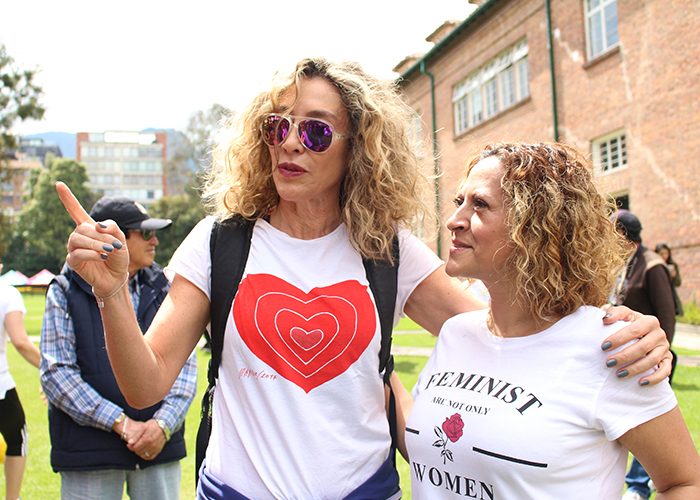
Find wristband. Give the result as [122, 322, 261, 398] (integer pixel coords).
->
[92, 274, 130, 308]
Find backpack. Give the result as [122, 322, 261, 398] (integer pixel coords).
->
[195, 216, 400, 483]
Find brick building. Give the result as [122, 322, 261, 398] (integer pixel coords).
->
[0, 153, 42, 217]
[397, 0, 700, 302]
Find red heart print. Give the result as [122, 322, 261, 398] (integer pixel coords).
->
[233, 273, 376, 393]
[290, 326, 325, 351]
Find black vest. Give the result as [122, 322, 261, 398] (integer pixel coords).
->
[48, 265, 187, 471]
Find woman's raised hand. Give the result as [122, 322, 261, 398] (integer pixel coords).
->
[55, 182, 129, 296]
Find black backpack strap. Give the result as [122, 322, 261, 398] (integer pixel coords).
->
[362, 234, 400, 463]
[195, 215, 254, 483]
[363, 235, 400, 383]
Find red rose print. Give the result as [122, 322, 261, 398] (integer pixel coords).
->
[233, 273, 376, 393]
[433, 413, 464, 464]
[442, 413, 464, 443]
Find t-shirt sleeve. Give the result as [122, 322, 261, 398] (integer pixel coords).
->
[164, 216, 215, 300]
[594, 368, 678, 441]
[396, 229, 443, 324]
[3, 285, 26, 316]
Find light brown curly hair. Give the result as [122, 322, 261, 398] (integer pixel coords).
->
[464, 143, 627, 321]
[201, 57, 432, 263]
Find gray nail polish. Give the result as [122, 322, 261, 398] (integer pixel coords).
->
[112, 240, 123, 249]
[100, 253, 108, 260]
[102, 244, 114, 253]
[616, 369, 629, 378]
[640, 380, 650, 386]
[601, 341, 613, 351]
[606, 359, 617, 367]
[98, 222, 107, 228]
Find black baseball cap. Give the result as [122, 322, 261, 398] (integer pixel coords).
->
[614, 209, 642, 243]
[89, 196, 172, 233]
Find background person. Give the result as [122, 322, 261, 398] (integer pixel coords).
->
[654, 243, 681, 288]
[404, 143, 700, 499]
[55, 59, 671, 499]
[40, 197, 197, 500]
[0, 261, 41, 500]
[614, 211, 680, 500]
[655, 242, 683, 317]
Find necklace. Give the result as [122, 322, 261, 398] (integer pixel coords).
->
[486, 308, 501, 337]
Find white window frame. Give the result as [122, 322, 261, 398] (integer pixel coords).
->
[452, 39, 529, 135]
[584, 0, 619, 60]
[592, 130, 627, 175]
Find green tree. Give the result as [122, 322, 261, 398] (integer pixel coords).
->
[0, 43, 45, 158]
[0, 213, 12, 259]
[186, 103, 231, 169]
[0, 44, 45, 262]
[149, 193, 205, 266]
[5, 156, 95, 275]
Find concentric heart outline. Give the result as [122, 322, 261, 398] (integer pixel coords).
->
[233, 274, 376, 393]
[256, 292, 355, 376]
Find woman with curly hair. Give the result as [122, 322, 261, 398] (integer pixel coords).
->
[56, 60, 670, 499]
[405, 143, 700, 499]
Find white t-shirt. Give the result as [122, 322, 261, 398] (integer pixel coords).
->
[406, 306, 677, 499]
[166, 217, 442, 498]
[1, 283, 27, 398]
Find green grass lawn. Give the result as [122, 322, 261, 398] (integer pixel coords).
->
[3, 294, 698, 498]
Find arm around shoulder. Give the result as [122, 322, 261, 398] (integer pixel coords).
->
[404, 265, 485, 335]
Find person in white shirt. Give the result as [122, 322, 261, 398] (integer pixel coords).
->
[404, 143, 700, 499]
[0, 262, 41, 500]
[53, 59, 672, 499]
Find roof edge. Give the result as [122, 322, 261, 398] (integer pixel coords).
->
[398, 0, 504, 82]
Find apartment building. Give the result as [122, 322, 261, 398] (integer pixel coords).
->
[397, 0, 700, 301]
[76, 130, 167, 205]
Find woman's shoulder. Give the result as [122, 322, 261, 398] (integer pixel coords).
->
[554, 305, 628, 347]
[0, 283, 24, 310]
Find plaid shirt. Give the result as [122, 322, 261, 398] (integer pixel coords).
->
[40, 274, 197, 434]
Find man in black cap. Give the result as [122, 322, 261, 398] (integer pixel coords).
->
[614, 209, 677, 500]
[40, 196, 197, 499]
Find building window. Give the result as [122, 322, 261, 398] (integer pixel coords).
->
[500, 67, 516, 109]
[585, 0, 619, 60]
[592, 131, 627, 174]
[452, 39, 529, 135]
[484, 78, 498, 118]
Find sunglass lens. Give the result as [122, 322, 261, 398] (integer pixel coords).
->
[299, 119, 333, 153]
[262, 115, 287, 146]
[274, 117, 290, 145]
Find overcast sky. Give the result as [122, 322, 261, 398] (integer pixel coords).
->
[1, 1, 475, 135]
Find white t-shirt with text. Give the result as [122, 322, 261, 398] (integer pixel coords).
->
[166, 217, 442, 498]
[406, 306, 677, 499]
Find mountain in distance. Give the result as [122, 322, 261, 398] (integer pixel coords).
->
[24, 132, 76, 159]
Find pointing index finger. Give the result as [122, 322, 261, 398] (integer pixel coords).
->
[55, 181, 94, 225]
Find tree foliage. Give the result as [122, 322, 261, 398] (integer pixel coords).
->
[0, 43, 45, 158]
[4, 156, 95, 274]
[162, 104, 230, 196]
[186, 103, 231, 170]
[149, 192, 205, 266]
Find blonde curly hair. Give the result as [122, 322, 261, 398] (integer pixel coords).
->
[202, 57, 432, 263]
[464, 143, 627, 321]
